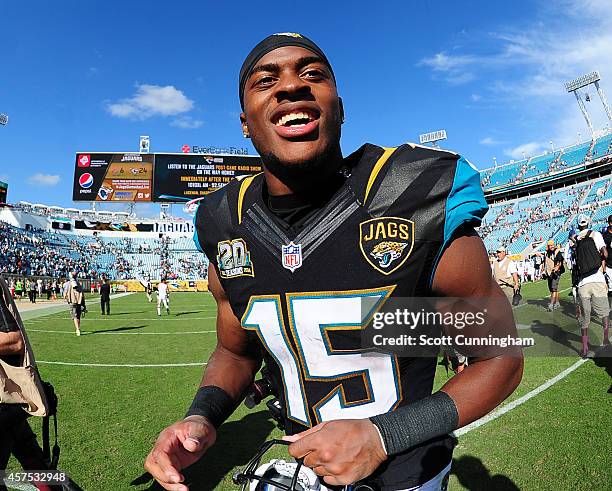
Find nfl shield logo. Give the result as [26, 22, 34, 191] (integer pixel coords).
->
[282, 242, 303, 273]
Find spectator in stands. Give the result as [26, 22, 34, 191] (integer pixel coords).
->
[100, 277, 111, 315]
[543, 240, 564, 311]
[574, 215, 610, 358]
[492, 246, 520, 302]
[63, 272, 84, 336]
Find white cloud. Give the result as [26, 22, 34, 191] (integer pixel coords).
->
[420, 0, 612, 147]
[28, 173, 60, 186]
[170, 116, 204, 129]
[419, 52, 478, 72]
[418, 52, 481, 85]
[107, 84, 194, 120]
[480, 136, 505, 145]
[504, 141, 548, 160]
[471, 94, 481, 102]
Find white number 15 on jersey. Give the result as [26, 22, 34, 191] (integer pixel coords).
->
[242, 287, 402, 426]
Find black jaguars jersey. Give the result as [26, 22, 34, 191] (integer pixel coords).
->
[194, 143, 488, 490]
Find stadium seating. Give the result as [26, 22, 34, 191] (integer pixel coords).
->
[0, 222, 209, 281]
[558, 141, 590, 168]
[480, 132, 612, 190]
[590, 132, 612, 159]
[486, 162, 523, 188]
[481, 176, 612, 255]
[520, 152, 558, 181]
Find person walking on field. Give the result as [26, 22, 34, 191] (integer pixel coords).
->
[63, 273, 84, 336]
[144, 276, 153, 303]
[544, 239, 564, 311]
[574, 215, 610, 358]
[492, 246, 520, 302]
[156, 278, 170, 317]
[100, 277, 111, 316]
[14, 279, 23, 301]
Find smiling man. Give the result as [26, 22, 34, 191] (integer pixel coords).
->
[145, 33, 523, 491]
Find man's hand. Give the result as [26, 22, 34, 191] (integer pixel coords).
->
[284, 419, 386, 486]
[0, 331, 24, 357]
[144, 415, 216, 491]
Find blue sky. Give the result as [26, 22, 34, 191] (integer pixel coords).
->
[1, 0, 611, 215]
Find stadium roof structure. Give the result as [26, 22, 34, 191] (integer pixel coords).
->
[12, 200, 190, 226]
[480, 130, 612, 200]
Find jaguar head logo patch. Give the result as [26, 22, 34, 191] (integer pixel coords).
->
[359, 217, 414, 275]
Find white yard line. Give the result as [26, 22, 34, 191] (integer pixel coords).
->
[27, 316, 216, 321]
[17, 292, 135, 320]
[1, 482, 38, 491]
[28, 329, 215, 334]
[37, 360, 208, 367]
[454, 358, 588, 437]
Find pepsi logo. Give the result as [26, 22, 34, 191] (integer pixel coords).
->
[78, 154, 91, 167]
[79, 173, 94, 189]
[181, 144, 191, 153]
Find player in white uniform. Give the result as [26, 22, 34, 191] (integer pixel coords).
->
[144, 276, 153, 303]
[156, 279, 170, 316]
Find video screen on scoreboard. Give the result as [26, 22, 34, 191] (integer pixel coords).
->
[153, 154, 262, 202]
[0, 181, 7, 204]
[72, 153, 154, 202]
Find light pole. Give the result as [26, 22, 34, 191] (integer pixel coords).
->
[564, 71, 612, 138]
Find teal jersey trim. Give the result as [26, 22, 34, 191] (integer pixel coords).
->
[429, 156, 488, 286]
[192, 204, 204, 253]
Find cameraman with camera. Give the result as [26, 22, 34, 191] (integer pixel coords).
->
[492, 246, 520, 303]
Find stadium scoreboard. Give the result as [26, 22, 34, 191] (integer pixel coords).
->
[0, 181, 7, 204]
[154, 154, 261, 202]
[72, 152, 262, 203]
[73, 153, 153, 202]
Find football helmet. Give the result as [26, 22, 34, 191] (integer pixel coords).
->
[232, 439, 329, 491]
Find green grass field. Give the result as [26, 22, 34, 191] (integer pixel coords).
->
[8, 276, 612, 490]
